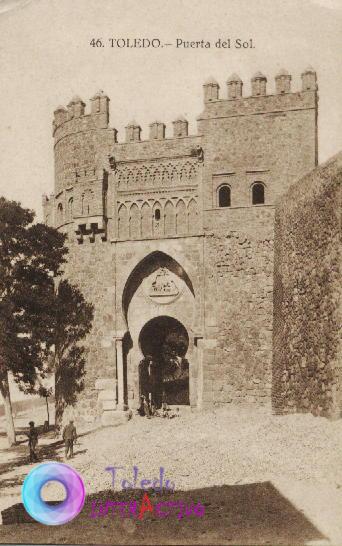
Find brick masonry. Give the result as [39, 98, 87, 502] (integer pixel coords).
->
[43, 69, 320, 424]
[273, 152, 342, 418]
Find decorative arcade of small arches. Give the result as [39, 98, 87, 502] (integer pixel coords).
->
[117, 160, 198, 190]
[117, 198, 199, 239]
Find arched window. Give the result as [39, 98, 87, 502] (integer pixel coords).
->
[164, 201, 175, 236]
[141, 202, 152, 238]
[118, 204, 129, 239]
[129, 203, 141, 239]
[67, 197, 73, 220]
[252, 182, 265, 205]
[218, 185, 231, 207]
[153, 203, 162, 237]
[81, 193, 91, 215]
[176, 200, 187, 235]
[57, 203, 63, 224]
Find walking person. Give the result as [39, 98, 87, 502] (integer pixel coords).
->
[63, 419, 77, 459]
[27, 421, 38, 463]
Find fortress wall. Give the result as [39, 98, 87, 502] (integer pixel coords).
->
[45, 69, 322, 420]
[114, 135, 201, 162]
[202, 207, 275, 407]
[60, 235, 205, 421]
[61, 239, 117, 422]
[195, 73, 318, 408]
[54, 121, 115, 194]
[199, 91, 317, 211]
[273, 152, 342, 418]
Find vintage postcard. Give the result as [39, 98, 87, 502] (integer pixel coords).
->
[0, 0, 341, 544]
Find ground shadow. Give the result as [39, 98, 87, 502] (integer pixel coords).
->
[0, 423, 95, 482]
[0, 437, 65, 489]
[0, 435, 65, 486]
[0, 444, 88, 490]
[0, 482, 327, 545]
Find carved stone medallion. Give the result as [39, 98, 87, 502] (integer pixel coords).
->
[144, 267, 182, 305]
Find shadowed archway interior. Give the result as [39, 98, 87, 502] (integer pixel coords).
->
[138, 316, 190, 407]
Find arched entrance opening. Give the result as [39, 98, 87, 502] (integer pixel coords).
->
[122, 251, 195, 325]
[117, 250, 201, 409]
[138, 316, 190, 407]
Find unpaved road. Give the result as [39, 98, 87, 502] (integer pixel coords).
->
[0, 406, 341, 544]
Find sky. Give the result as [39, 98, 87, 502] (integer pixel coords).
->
[0, 0, 341, 220]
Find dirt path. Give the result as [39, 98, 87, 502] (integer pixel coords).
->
[0, 406, 341, 544]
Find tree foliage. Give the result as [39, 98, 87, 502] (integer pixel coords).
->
[0, 197, 93, 443]
[0, 198, 67, 391]
[37, 384, 53, 427]
[54, 280, 94, 429]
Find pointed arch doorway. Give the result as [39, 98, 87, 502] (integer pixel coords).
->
[138, 316, 190, 407]
[117, 249, 202, 410]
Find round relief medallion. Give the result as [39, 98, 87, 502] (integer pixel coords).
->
[143, 267, 184, 305]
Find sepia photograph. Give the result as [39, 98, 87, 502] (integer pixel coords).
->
[0, 0, 341, 544]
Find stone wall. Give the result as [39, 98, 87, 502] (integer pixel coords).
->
[54, 116, 115, 194]
[273, 152, 342, 417]
[44, 69, 321, 422]
[59, 234, 205, 422]
[61, 238, 117, 423]
[199, 89, 317, 211]
[114, 237, 204, 409]
[203, 207, 275, 407]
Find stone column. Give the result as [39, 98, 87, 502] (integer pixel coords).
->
[195, 336, 204, 409]
[116, 336, 125, 410]
[200, 338, 217, 409]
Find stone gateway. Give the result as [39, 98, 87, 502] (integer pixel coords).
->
[43, 68, 320, 425]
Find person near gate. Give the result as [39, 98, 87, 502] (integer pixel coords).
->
[62, 419, 77, 459]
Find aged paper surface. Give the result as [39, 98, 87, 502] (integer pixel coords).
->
[0, 0, 341, 545]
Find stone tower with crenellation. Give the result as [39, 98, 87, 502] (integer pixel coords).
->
[43, 68, 318, 425]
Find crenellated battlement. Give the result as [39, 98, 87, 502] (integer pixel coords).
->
[53, 69, 317, 148]
[53, 90, 112, 137]
[53, 90, 193, 145]
[198, 68, 318, 133]
[202, 67, 317, 103]
[48, 66, 318, 247]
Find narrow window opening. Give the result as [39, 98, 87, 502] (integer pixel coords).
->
[57, 203, 63, 222]
[155, 208, 161, 221]
[252, 182, 265, 205]
[68, 197, 73, 220]
[218, 185, 231, 208]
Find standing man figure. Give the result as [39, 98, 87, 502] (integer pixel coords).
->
[63, 419, 77, 459]
[27, 421, 38, 462]
[143, 396, 151, 419]
[138, 395, 146, 416]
